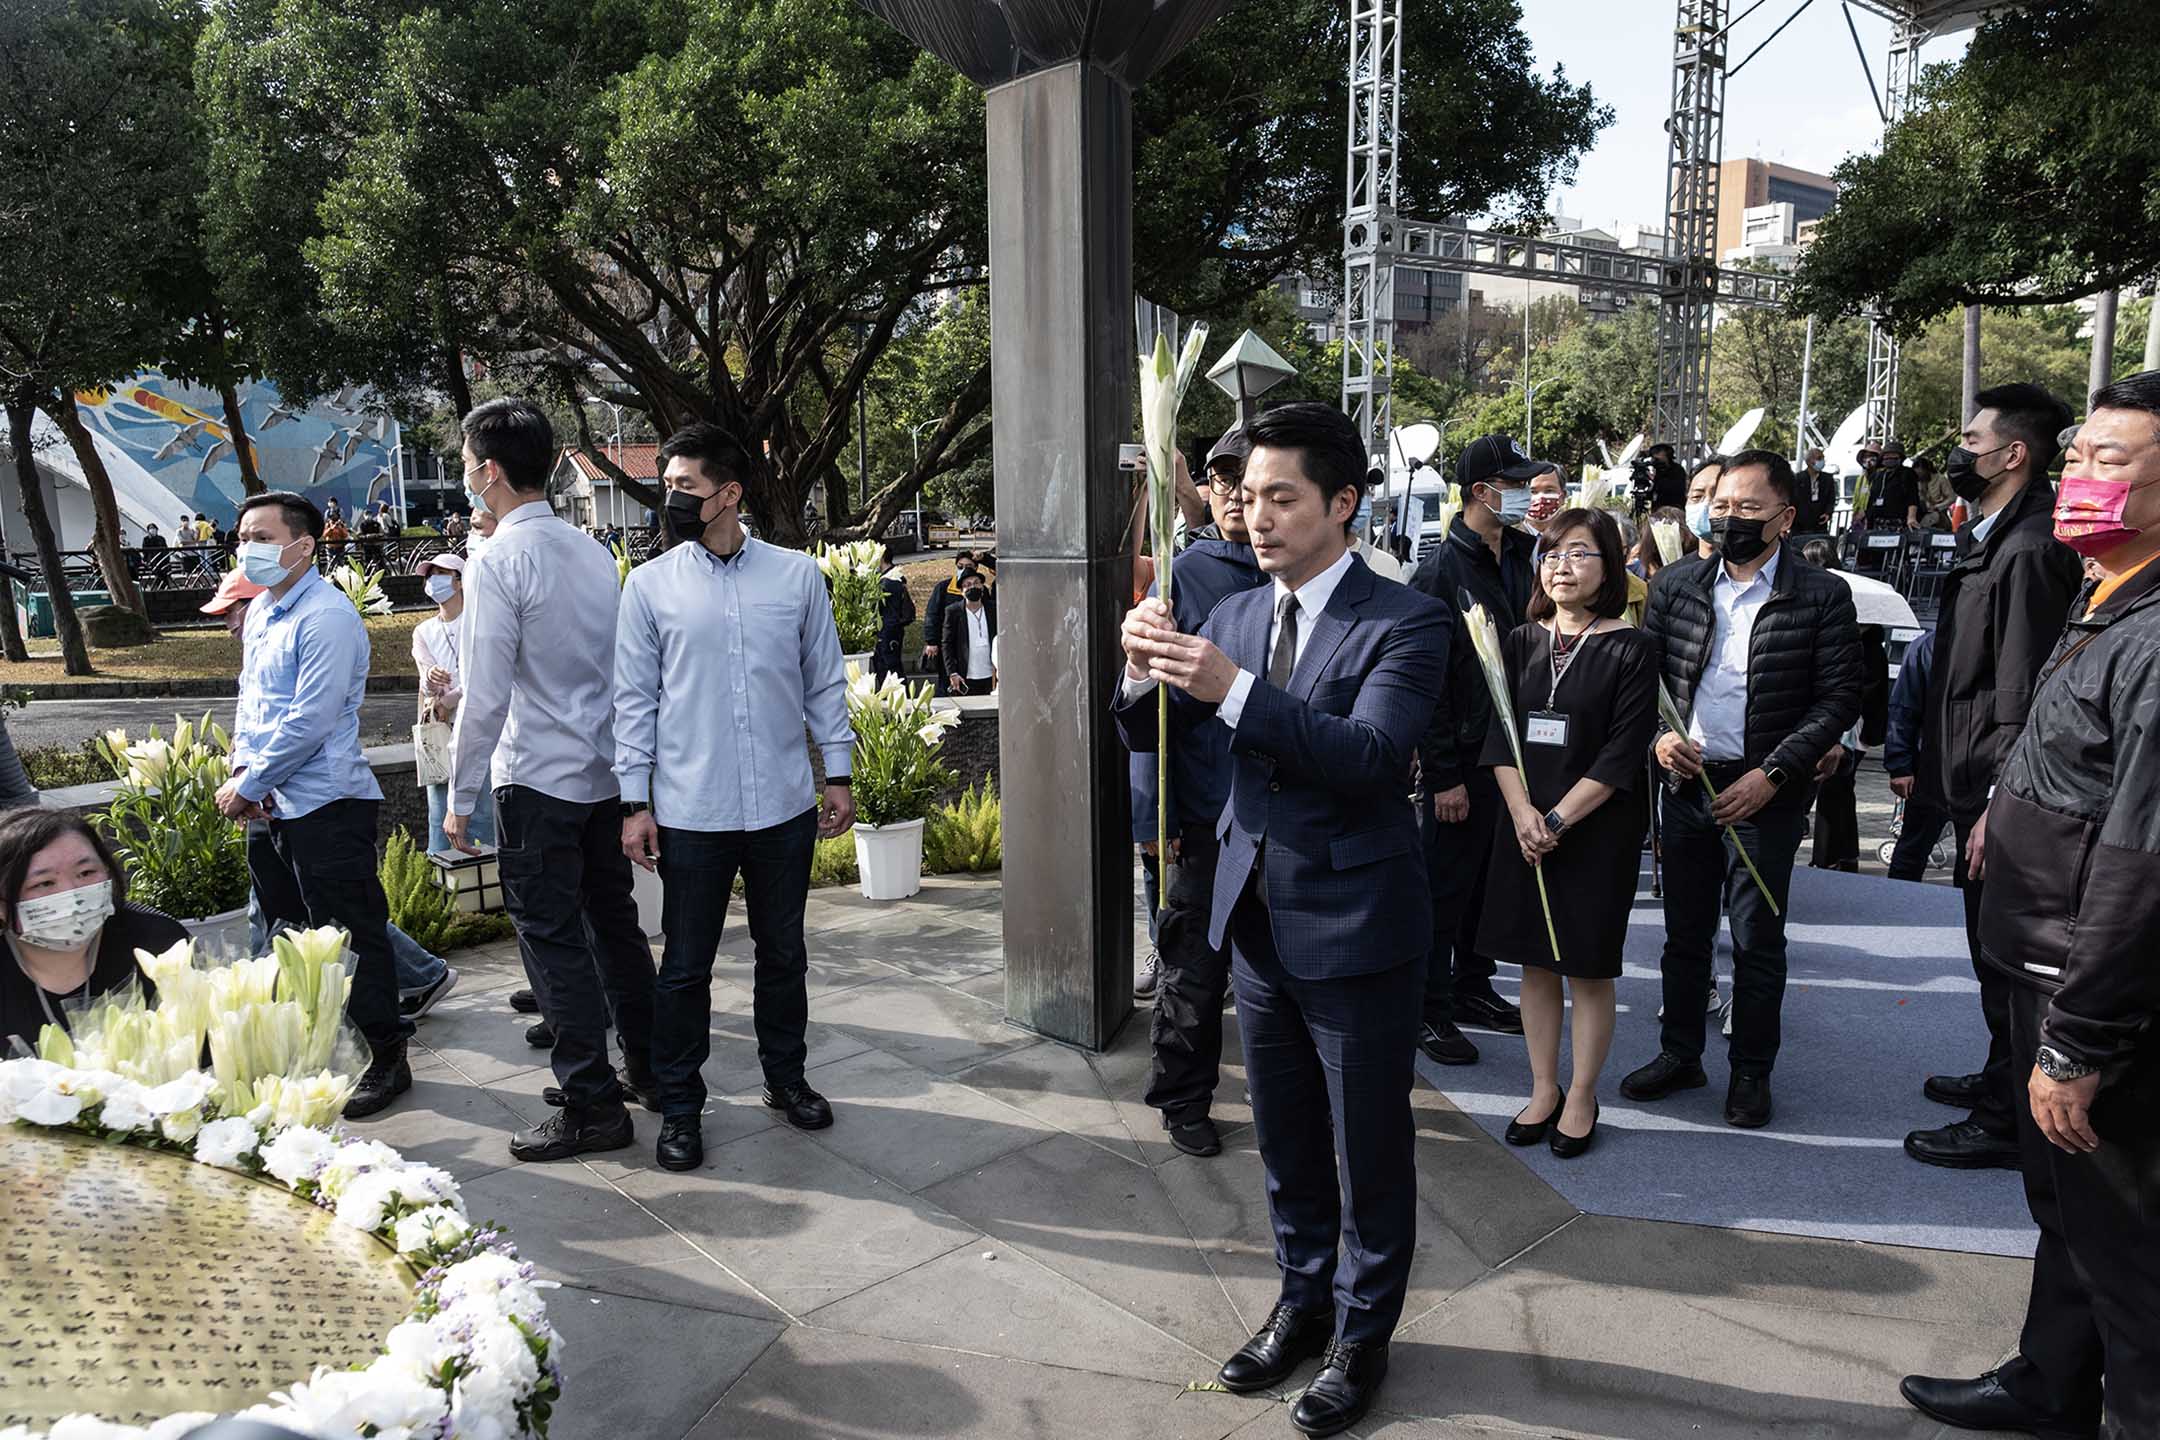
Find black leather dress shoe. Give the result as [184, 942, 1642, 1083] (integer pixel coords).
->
[763, 1081, 833, 1130]
[1549, 1100, 1599, 1159]
[1923, 1070, 1987, 1108]
[1904, 1118, 2020, 1170]
[509, 987, 540, 1014]
[1725, 1071, 1773, 1128]
[510, 1103, 635, 1163]
[1504, 1098, 1560, 1147]
[1455, 988, 1524, 1035]
[1217, 1302, 1331, 1393]
[1620, 1051, 1707, 1102]
[1165, 1115, 1221, 1157]
[656, 1115, 703, 1172]
[525, 1020, 556, 1048]
[1418, 1021, 1479, 1066]
[1291, 1339, 1390, 1436]
[1899, 1370, 2098, 1438]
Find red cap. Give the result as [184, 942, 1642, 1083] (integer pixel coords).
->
[200, 570, 266, 615]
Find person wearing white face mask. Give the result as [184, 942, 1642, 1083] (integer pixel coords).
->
[0, 810, 188, 1053]
[411, 553, 495, 856]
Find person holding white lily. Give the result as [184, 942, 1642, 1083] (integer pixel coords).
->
[615, 421, 855, 1173]
[1477, 508, 1658, 1160]
[0, 807, 189, 1052]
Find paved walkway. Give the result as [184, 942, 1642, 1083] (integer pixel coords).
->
[387, 875, 2031, 1440]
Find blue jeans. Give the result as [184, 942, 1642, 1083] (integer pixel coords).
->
[245, 823, 447, 996]
[427, 783, 497, 855]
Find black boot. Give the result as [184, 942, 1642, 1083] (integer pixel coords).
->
[509, 1103, 635, 1163]
[345, 1041, 412, 1119]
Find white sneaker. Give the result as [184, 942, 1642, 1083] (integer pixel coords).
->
[1134, 948, 1161, 1001]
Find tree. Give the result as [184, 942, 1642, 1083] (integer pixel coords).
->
[1708, 305, 1869, 458]
[1896, 305, 2094, 459]
[199, 0, 1607, 547]
[1792, 0, 2160, 337]
[0, 0, 197, 669]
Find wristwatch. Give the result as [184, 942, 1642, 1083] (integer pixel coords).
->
[826, 775, 852, 789]
[620, 801, 650, 818]
[1763, 763, 1792, 790]
[1542, 808, 1569, 838]
[2035, 1044, 2097, 1082]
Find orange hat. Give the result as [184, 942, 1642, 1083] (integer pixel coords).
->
[200, 570, 266, 615]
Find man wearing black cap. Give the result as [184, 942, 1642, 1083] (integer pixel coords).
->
[1407, 435, 1540, 1064]
[1864, 440, 1922, 530]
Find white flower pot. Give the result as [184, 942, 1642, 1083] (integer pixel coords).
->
[843, 651, 873, 673]
[181, 905, 253, 961]
[853, 818, 925, 901]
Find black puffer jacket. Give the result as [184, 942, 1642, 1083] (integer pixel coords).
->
[1642, 547, 1862, 780]
[1981, 558, 2160, 1071]
[1410, 516, 1536, 791]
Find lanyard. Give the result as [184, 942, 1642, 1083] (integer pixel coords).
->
[8, 932, 94, 1033]
[1547, 621, 1598, 702]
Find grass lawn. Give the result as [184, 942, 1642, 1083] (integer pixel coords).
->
[8, 612, 428, 686]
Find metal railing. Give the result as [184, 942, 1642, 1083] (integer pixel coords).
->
[9, 536, 466, 592]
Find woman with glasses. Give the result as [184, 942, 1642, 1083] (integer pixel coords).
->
[1476, 507, 1658, 1157]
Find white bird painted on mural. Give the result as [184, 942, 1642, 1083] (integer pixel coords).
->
[198, 439, 234, 475]
[309, 433, 342, 485]
[329, 385, 362, 412]
[152, 420, 207, 461]
[260, 402, 300, 430]
[336, 427, 362, 463]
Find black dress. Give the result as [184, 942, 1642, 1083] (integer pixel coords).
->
[1475, 622, 1658, 979]
[0, 902, 187, 1054]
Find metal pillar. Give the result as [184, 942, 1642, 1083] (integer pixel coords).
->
[983, 62, 1138, 1050]
[1341, 0, 1401, 467]
[2090, 287, 2119, 398]
[1961, 305, 1982, 424]
[1651, 0, 1727, 454]
[1793, 313, 1815, 463]
[1862, 18, 1929, 445]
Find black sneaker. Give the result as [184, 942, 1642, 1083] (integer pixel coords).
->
[509, 987, 540, 1014]
[1417, 1021, 1479, 1066]
[399, 966, 460, 1020]
[763, 1081, 834, 1130]
[1455, 988, 1524, 1035]
[509, 1103, 635, 1163]
[345, 1042, 412, 1119]
[526, 1020, 556, 1048]
[1165, 1115, 1221, 1157]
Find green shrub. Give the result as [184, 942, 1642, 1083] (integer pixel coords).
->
[809, 833, 859, 889]
[381, 830, 460, 954]
[924, 781, 1001, 873]
[446, 911, 518, 949]
[20, 740, 111, 790]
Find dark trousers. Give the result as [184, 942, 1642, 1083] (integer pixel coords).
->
[248, 799, 408, 1053]
[1809, 766, 1859, 871]
[652, 808, 818, 1117]
[495, 785, 656, 1110]
[1146, 827, 1228, 1125]
[1418, 767, 1501, 1027]
[1657, 775, 1807, 1075]
[1886, 792, 1952, 881]
[1951, 817, 2019, 1139]
[1997, 986, 2160, 1439]
[872, 631, 905, 685]
[1232, 884, 1425, 1344]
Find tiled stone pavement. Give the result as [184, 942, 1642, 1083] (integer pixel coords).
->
[391, 874, 2028, 1440]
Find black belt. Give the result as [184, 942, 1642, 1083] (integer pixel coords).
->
[1702, 759, 1756, 785]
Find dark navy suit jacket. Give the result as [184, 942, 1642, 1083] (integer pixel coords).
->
[1115, 554, 1450, 980]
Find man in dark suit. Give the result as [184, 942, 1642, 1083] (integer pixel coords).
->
[1116, 402, 1449, 1436]
[872, 560, 915, 685]
[939, 565, 998, 695]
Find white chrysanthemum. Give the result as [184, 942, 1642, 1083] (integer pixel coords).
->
[334, 1169, 405, 1233]
[96, 1078, 154, 1133]
[392, 1205, 471, 1256]
[468, 1314, 542, 1390]
[448, 1363, 522, 1440]
[258, 1124, 337, 1188]
[438, 1253, 548, 1325]
[319, 1138, 404, 1196]
[380, 1315, 465, 1383]
[194, 1115, 259, 1170]
[158, 1107, 203, 1143]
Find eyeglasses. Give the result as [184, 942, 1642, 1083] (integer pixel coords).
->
[1708, 500, 1789, 519]
[1538, 546, 1600, 569]
[1206, 464, 1244, 495]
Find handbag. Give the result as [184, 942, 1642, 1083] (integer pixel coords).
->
[412, 699, 454, 788]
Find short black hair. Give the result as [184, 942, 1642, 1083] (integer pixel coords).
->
[1242, 401, 1367, 522]
[1689, 453, 1729, 484]
[237, 490, 324, 541]
[1720, 448, 1795, 504]
[2090, 368, 2160, 442]
[1975, 382, 2075, 472]
[0, 810, 128, 913]
[461, 396, 556, 493]
[1801, 537, 1839, 569]
[955, 549, 976, 564]
[1648, 443, 1676, 460]
[1527, 508, 1630, 621]
[977, 554, 996, 571]
[658, 421, 753, 492]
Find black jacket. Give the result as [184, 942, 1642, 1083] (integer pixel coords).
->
[1864, 464, 1920, 527]
[1980, 558, 2160, 1070]
[940, 599, 997, 689]
[1921, 480, 2082, 822]
[1146, 536, 1268, 831]
[876, 573, 915, 643]
[1792, 466, 1838, 535]
[1641, 547, 1862, 781]
[1409, 516, 1537, 791]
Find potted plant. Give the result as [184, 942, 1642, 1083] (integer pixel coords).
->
[843, 664, 960, 900]
[96, 716, 253, 954]
[816, 539, 886, 670]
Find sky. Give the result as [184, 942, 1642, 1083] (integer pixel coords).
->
[1501, 1, 1974, 231]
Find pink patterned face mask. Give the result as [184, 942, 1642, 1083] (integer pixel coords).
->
[2054, 473, 2160, 557]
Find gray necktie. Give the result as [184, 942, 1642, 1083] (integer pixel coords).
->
[1268, 591, 1300, 689]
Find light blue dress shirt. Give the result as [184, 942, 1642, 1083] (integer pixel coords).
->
[232, 566, 382, 818]
[1687, 548, 1781, 762]
[614, 536, 855, 833]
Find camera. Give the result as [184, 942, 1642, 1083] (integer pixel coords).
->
[1627, 455, 1657, 515]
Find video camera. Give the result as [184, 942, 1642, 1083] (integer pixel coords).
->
[1626, 454, 1658, 516]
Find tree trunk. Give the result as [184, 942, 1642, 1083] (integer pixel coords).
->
[218, 378, 266, 495]
[4, 397, 92, 675]
[51, 392, 146, 618]
[2090, 288, 2119, 398]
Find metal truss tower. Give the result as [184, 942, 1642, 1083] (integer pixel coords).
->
[1652, 0, 1728, 452]
[1861, 18, 1931, 447]
[1342, 0, 1402, 468]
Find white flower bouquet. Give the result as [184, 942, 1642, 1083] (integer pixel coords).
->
[1137, 323, 1209, 873]
[94, 717, 251, 922]
[815, 539, 888, 653]
[328, 561, 393, 616]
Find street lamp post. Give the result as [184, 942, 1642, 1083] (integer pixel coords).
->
[907, 418, 940, 550]
[580, 398, 625, 530]
[1504, 375, 1559, 460]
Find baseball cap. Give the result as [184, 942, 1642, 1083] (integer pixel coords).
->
[200, 570, 265, 615]
[1205, 427, 1251, 470]
[1455, 434, 1543, 490]
[416, 552, 466, 577]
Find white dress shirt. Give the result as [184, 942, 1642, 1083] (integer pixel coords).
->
[964, 606, 994, 680]
[449, 501, 624, 812]
[1687, 547, 1781, 762]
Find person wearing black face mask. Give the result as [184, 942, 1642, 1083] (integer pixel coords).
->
[940, 567, 998, 695]
[1902, 382, 2082, 1174]
[1624, 450, 1861, 1129]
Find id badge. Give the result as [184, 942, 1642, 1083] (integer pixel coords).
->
[1526, 711, 1569, 747]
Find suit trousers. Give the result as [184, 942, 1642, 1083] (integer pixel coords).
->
[1145, 827, 1229, 1125]
[1952, 817, 2018, 1140]
[494, 785, 657, 1110]
[1657, 777, 1806, 1075]
[248, 799, 409, 1054]
[1996, 986, 2160, 1439]
[1232, 883, 1426, 1344]
[1419, 768, 1501, 1027]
